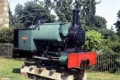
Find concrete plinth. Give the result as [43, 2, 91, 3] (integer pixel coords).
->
[20, 65, 87, 80]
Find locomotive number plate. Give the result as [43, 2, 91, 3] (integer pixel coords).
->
[21, 36, 28, 40]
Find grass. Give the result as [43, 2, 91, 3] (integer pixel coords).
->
[87, 71, 120, 80]
[0, 57, 27, 80]
[0, 57, 120, 80]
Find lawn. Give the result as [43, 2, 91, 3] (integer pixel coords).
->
[87, 71, 120, 80]
[0, 58, 27, 80]
[0, 57, 120, 80]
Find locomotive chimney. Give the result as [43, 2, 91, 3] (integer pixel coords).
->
[72, 5, 79, 26]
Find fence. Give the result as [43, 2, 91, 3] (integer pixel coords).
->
[86, 53, 120, 72]
[95, 53, 120, 72]
[0, 43, 120, 72]
[0, 43, 13, 57]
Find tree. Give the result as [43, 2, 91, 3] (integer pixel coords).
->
[81, 0, 96, 26]
[15, 3, 23, 18]
[94, 16, 107, 28]
[51, 0, 107, 30]
[14, 1, 56, 28]
[14, 4, 23, 23]
[8, 4, 14, 26]
[44, 0, 52, 10]
[115, 20, 120, 36]
[53, 0, 73, 22]
[115, 10, 120, 36]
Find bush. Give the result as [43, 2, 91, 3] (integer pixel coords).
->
[0, 27, 13, 43]
[92, 38, 120, 73]
[83, 30, 103, 51]
[109, 41, 120, 53]
[14, 23, 24, 29]
[108, 34, 119, 41]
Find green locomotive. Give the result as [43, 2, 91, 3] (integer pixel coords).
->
[13, 6, 96, 69]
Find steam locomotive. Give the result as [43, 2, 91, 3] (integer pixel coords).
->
[13, 6, 96, 69]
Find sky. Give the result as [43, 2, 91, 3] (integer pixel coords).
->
[8, 0, 120, 30]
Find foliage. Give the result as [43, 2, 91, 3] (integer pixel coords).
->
[83, 30, 103, 51]
[14, 3, 23, 24]
[108, 34, 119, 41]
[15, 3, 23, 17]
[0, 27, 13, 43]
[80, 0, 97, 27]
[115, 20, 120, 36]
[14, 1, 56, 28]
[115, 10, 120, 36]
[9, 4, 14, 26]
[13, 23, 24, 29]
[94, 16, 107, 28]
[109, 41, 120, 53]
[53, 0, 72, 22]
[98, 28, 114, 39]
[93, 37, 120, 73]
[12, 0, 107, 30]
[49, 0, 107, 30]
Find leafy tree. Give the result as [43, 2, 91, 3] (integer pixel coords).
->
[115, 20, 120, 36]
[98, 28, 113, 38]
[50, 0, 107, 30]
[44, 0, 52, 10]
[115, 10, 120, 36]
[14, 1, 56, 28]
[109, 41, 120, 53]
[94, 16, 107, 28]
[15, 3, 23, 18]
[53, 0, 73, 22]
[8, 4, 14, 26]
[12, 3, 24, 28]
[80, 0, 107, 30]
[80, 0, 96, 26]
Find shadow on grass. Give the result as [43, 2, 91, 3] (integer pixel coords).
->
[12, 68, 20, 74]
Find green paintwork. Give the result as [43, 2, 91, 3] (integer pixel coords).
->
[60, 23, 71, 36]
[19, 30, 36, 51]
[34, 23, 71, 41]
[59, 52, 68, 65]
[18, 23, 71, 51]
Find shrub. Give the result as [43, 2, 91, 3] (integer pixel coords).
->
[0, 27, 13, 43]
[83, 30, 103, 51]
[108, 41, 120, 53]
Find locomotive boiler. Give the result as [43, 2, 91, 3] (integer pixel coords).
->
[13, 6, 96, 69]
